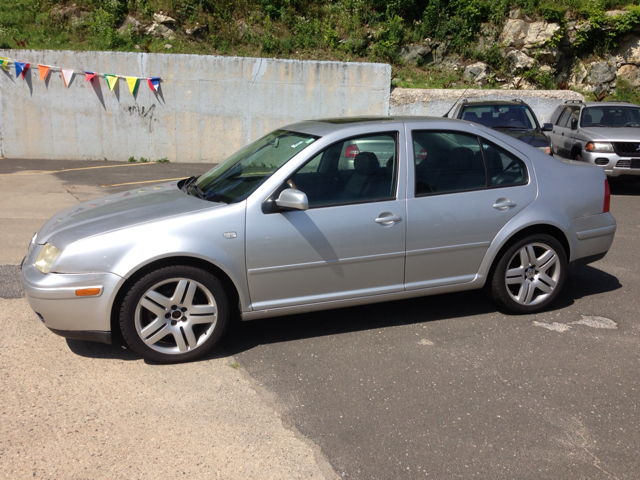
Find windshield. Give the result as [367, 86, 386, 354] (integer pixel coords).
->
[192, 130, 318, 203]
[461, 105, 538, 130]
[581, 106, 640, 128]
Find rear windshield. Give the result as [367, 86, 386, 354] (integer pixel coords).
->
[460, 105, 538, 130]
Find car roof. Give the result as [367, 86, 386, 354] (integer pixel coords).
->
[282, 116, 466, 136]
[581, 101, 640, 108]
[459, 100, 531, 107]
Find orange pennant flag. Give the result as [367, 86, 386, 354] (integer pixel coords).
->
[38, 64, 50, 82]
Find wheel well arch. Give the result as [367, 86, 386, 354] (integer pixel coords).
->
[571, 144, 583, 158]
[109, 256, 241, 341]
[486, 224, 570, 285]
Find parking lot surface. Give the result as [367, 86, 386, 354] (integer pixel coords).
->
[1, 158, 639, 479]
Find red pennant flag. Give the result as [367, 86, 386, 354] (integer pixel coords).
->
[85, 71, 97, 82]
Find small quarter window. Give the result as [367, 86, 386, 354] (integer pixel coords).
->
[482, 140, 528, 187]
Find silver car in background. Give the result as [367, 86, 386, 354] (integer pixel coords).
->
[22, 117, 616, 363]
[548, 100, 640, 178]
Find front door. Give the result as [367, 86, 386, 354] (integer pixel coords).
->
[245, 130, 407, 311]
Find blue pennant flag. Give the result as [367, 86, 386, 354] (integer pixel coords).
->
[147, 77, 161, 92]
[15, 61, 29, 78]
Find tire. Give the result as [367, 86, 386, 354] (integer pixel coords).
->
[119, 265, 229, 364]
[489, 234, 567, 314]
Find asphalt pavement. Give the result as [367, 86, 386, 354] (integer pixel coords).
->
[1, 158, 639, 479]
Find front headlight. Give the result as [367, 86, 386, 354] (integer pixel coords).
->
[585, 142, 614, 152]
[34, 243, 62, 274]
[537, 146, 552, 155]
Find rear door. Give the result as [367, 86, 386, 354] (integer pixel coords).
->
[405, 123, 537, 289]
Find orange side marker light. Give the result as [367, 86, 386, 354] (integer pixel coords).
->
[75, 288, 101, 297]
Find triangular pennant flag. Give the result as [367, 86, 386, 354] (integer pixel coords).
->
[61, 68, 74, 88]
[85, 71, 97, 82]
[15, 62, 29, 79]
[147, 77, 161, 92]
[0, 57, 8, 71]
[104, 74, 118, 91]
[125, 76, 139, 96]
[38, 64, 50, 82]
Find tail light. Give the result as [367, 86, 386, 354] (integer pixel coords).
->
[345, 144, 359, 158]
[603, 179, 610, 213]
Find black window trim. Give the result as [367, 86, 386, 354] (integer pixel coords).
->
[262, 130, 401, 213]
[411, 130, 529, 199]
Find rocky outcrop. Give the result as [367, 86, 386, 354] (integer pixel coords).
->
[464, 62, 490, 85]
[506, 50, 535, 71]
[398, 45, 432, 63]
[499, 19, 560, 49]
[614, 35, 640, 65]
[617, 64, 640, 86]
[147, 22, 176, 40]
[118, 16, 141, 35]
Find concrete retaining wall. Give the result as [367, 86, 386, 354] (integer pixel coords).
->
[390, 88, 585, 123]
[0, 50, 391, 163]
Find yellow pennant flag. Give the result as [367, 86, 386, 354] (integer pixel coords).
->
[125, 76, 139, 96]
[38, 64, 50, 81]
[0, 57, 8, 70]
[104, 74, 118, 92]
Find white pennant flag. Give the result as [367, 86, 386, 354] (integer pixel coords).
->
[61, 68, 75, 88]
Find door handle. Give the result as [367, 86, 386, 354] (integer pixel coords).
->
[493, 199, 517, 210]
[375, 214, 402, 224]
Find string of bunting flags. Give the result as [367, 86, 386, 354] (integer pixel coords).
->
[0, 56, 161, 95]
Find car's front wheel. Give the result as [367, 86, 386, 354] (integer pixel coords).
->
[119, 265, 229, 364]
[489, 234, 567, 314]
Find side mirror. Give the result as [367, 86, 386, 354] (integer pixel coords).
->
[275, 188, 309, 211]
[542, 123, 553, 132]
[570, 118, 578, 130]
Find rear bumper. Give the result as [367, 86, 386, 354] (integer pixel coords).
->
[567, 213, 616, 265]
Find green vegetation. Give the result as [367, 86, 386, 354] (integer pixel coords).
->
[2, 0, 640, 91]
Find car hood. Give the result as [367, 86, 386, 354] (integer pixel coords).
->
[36, 182, 224, 249]
[491, 127, 548, 147]
[579, 126, 640, 141]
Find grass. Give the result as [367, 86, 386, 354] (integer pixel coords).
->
[2, 0, 640, 91]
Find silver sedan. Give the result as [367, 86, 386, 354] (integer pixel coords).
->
[22, 117, 617, 363]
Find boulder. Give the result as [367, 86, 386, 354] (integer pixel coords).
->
[146, 22, 176, 40]
[153, 13, 176, 24]
[569, 61, 588, 86]
[605, 10, 627, 17]
[506, 50, 535, 71]
[499, 19, 560, 49]
[464, 62, 490, 85]
[185, 25, 207, 38]
[523, 21, 560, 48]
[398, 45, 432, 63]
[586, 61, 616, 85]
[614, 35, 640, 65]
[499, 19, 527, 47]
[534, 47, 560, 65]
[118, 15, 141, 35]
[617, 64, 640, 87]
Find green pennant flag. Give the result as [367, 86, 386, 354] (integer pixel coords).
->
[104, 74, 118, 91]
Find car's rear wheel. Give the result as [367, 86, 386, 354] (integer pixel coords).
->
[120, 265, 228, 364]
[489, 234, 567, 313]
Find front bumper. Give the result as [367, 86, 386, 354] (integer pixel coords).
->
[582, 150, 640, 177]
[21, 263, 123, 343]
